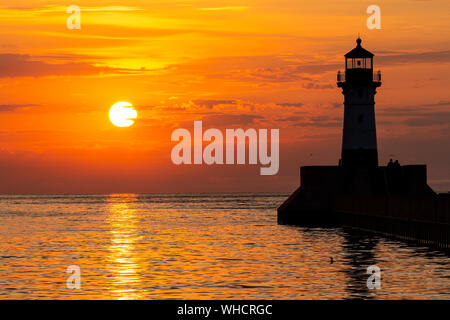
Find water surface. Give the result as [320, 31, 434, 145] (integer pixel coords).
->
[0, 193, 449, 299]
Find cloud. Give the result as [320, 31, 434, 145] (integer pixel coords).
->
[200, 113, 264, 126]
[245, 67, 313, 82]
[191, 99, 236, 109]
[74, 6, 144, 12]
[0, 54, 135, 78]
[422, 101, 450, 107]
[331, 102, 341, 108]
[277, 115, 304, 122]
[182, 49, 450, 88]
[292, 115, 341, 127]
[157, 106, 187, 112]
[403, 112, 450, 127]
[301, 82, 333, 89]
[377, 50, 450, 66]
[278, 102, 304, 108]
[378, 101, 450, 127]
[199, 7, 250, 11]
[0, 104, 40, 112]
[2, 5, 143, 12]
[379, 101, 450, 116]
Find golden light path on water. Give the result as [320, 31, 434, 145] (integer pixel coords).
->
[106, 194, 144, 299]
[0, 193, 449, 299]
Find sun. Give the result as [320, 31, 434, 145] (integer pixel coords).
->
[109, 102, 137, 127]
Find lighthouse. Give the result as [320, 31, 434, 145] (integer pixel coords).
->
[337, 38, 381, 167]
[278, 38, 440, 245]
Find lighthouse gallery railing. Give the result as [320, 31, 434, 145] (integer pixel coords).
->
[337, 71, 381, 82]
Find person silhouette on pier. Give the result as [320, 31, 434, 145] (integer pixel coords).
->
[388, 158, 394, 167]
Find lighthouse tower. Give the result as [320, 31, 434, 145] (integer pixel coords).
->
[338, 38, 381, 167]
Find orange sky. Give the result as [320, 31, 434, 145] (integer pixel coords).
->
[0, 0, 449, 193]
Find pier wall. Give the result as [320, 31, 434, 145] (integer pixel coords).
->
[334, 194, 450, 249]
[278, 165, 450, 248]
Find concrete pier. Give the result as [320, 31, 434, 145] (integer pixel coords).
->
[279, 188, 450, 248]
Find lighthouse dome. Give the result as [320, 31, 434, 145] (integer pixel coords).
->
[345, 38, 374, 58]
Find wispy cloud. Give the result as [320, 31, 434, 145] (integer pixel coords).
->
[199, 7, 251, 11]
[191, 99, 236, 109]
[402, 112, 450, 127]
[377, 50, 450, 65]
[1, 5, 144, 13]
[0, 54, 143, 78]
[0, 104, 40, 112]
[278, 102, 304, 108]
[200, 113, 263, 126]
[378, 101, 450, 127]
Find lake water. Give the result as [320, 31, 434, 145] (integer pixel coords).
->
[0, 193, 449, 299]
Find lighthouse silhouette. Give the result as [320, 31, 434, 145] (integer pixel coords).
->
[338, 38, 381, 168]
[277, 38, 442, 234]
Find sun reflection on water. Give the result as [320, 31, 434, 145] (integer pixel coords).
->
[105, 194, 145, 299]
